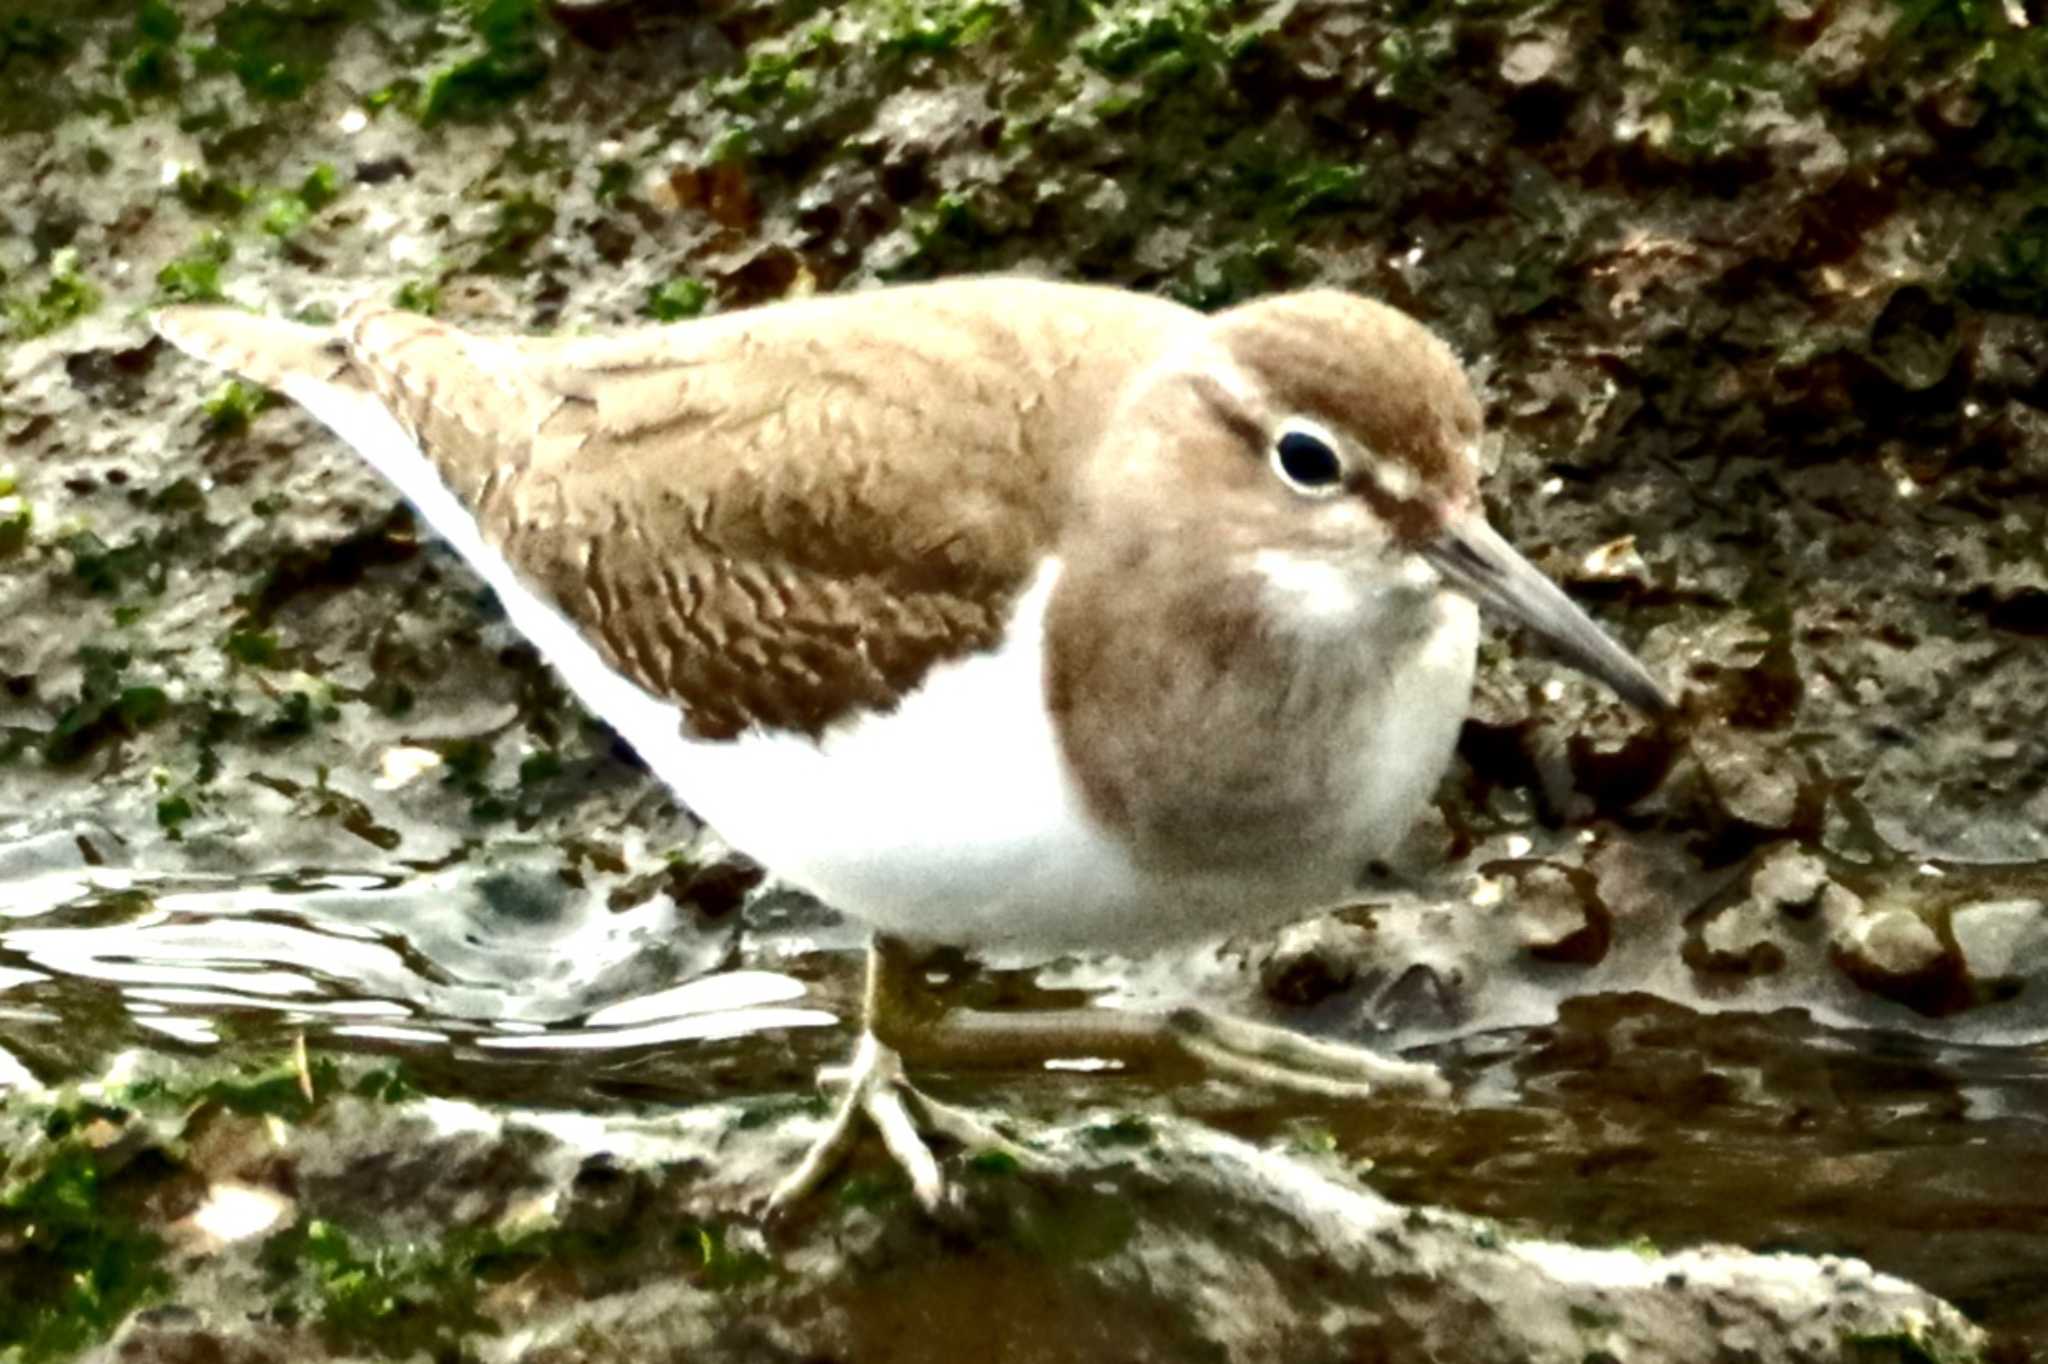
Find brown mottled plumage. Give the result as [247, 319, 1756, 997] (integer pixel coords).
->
[163, 281, 1191, 737]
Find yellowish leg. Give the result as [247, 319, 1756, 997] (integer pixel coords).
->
[767, 938, 1039, 1214]
[766, 934, 1447, 1213]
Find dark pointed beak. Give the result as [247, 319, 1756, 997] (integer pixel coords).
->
[1421, 516, 1671, 714]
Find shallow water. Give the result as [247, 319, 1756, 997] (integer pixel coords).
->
[0, 862, 834, 1100]
[0, 868, 2042, 1356]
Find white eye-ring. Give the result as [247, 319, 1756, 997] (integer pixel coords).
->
[1269, 417, 1348, 497]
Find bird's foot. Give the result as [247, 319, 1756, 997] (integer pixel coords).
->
[1164, 1006, 1450, 1102]
[765, 1031, 1034, 1214]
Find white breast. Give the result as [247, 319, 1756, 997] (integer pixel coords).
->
[1325, 589, 1479, 858]
[657, 559, 1162, 951]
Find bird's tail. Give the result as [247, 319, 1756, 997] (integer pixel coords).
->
[151, 306, 347, 389]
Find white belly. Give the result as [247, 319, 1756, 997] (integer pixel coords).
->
[641, 560, 1162, 952]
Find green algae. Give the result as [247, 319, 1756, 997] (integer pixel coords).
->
[966, 1149, 1023, 1176]
[260, 1217, 498, 1359]
[352, 1066, 418, 1105]
[416, 0, 552, 126]
[0, 1137, 169, 1364]
[1371, 23, 1455, 101]
[252, 1199, 768, 1356]
[833, 1171, 911, 1210]
[592, 159, 633, 203]
[392, 279, 442, 314]
[259, 689, 340, 743]
[867, 0, 1004, 60]
[260, 191, 313, 236]
[985, 1180, 1140, 1266]
[173, 161, 340, 238]
[1674, 0, 1779, 48]
[732, 1094, 827, 1131]
[437, 736, 501, 819]
[174, 168, 251, 217]
[1282, 1121, 1340, 1156]
[0, 501, 31, 559]
[201, 379, 273, 437]
[716, 41, 823, 116]
[0, 0, 550, 142]
[678, 1221, 775, 1290]
[154, 791, 194, 832]
[643, 277, 711, 322]
[224, 627, 282, 667]
[61, 531, 165, 598]
[42, 646, 169, 767]
[117, 0, 182, 96]
[3, 251, 101, 341]
[296, 160, 340, 209]
[0, 3, 121, 136]
[1892, 0, 2048, 179]
[516, 748, 561, 791]
[1843, 1327, 1985, 1364]
[474, 193, 556, 275]
[154, 232, 233, 304]
[194, 0, 369, 103]
[1079, 0, 1247, 78]
[1958, 205, 2048, 316]
[114, 1053, 412, 1123]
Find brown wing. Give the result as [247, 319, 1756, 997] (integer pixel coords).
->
[334, 280, 1188, 740]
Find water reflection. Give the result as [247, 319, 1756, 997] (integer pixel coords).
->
[478, 972, 833, 1051]
[0, 864, 834, 1076]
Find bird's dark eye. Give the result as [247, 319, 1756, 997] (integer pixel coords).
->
[1272, 424, 1345, 493]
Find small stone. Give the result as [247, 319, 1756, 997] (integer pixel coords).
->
[1260, 916, 1367, 1008]
[1376, 962, 1464, 1033]
[1802, 0, 1899, 88]
[1817, 882, 1865, 934]
[1925, 77, 1986, 135]
[1683, 849, 1824, 978]
[1500, 860, 1610, 965]
[1832, 905, 1944, 979]
[1696, 729, 1806, 833]
[1571, 535, 1649, 586]
[1696, 897, 1786, 974]
[1500, 38, 1561, 87]
[1749, 843, 1829, 917]
[1949, 899, 2048, 981]
[1868, 286, 1961, 394]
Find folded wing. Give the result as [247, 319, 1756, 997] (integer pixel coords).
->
[155, 282, 1177, 740]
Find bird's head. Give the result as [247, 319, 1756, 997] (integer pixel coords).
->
[1102, 289, 1669, 713]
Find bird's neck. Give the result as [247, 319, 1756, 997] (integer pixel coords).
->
[1043, 528, 1466, 880]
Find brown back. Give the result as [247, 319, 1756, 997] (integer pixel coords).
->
[337, 279, 1192, 738]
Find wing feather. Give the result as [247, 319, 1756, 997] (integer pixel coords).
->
[159, 280, 1190, 740]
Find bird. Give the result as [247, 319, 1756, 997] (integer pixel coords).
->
[153, 277, 1669, 1212]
